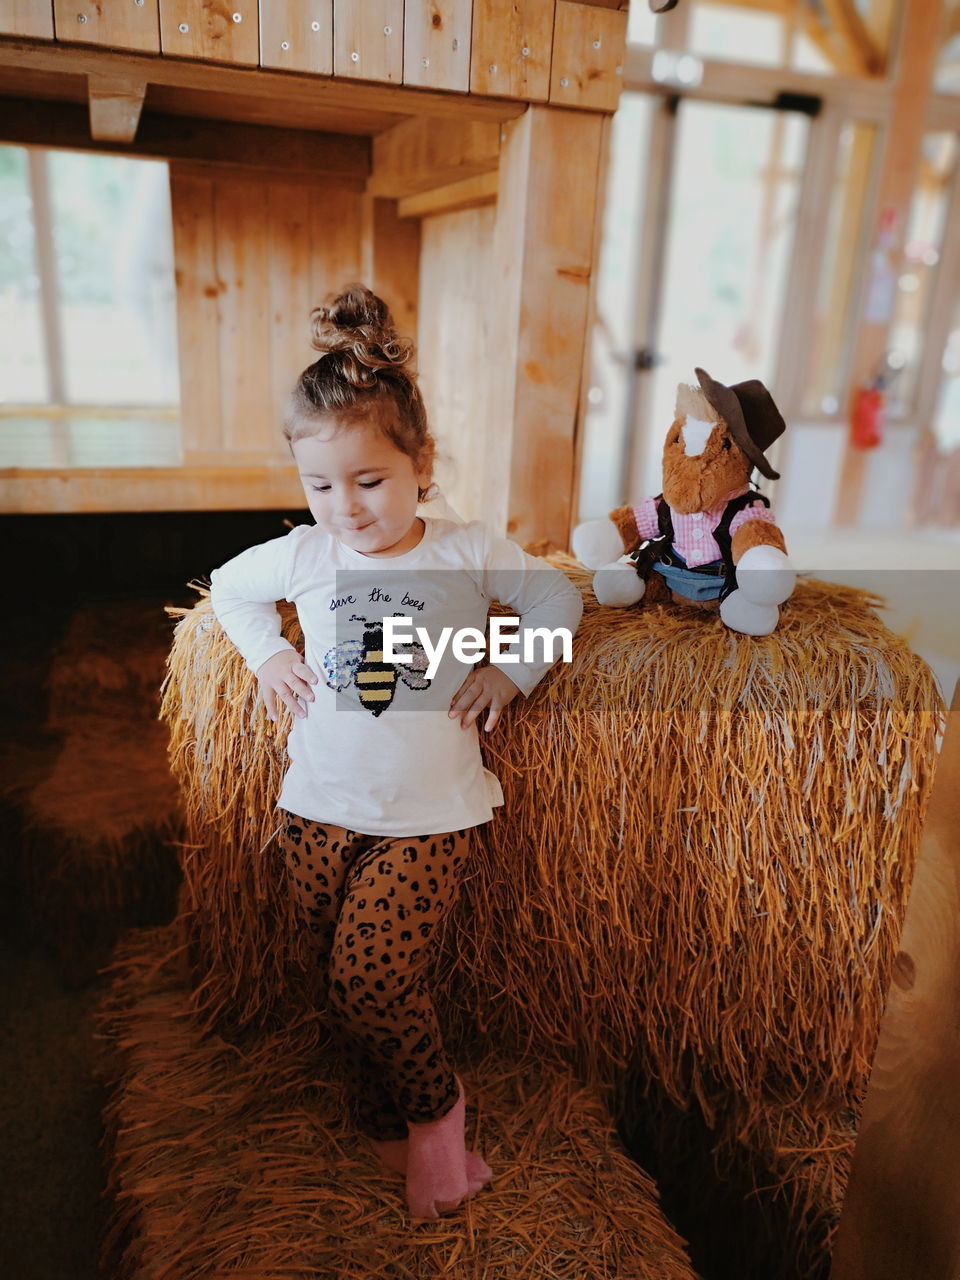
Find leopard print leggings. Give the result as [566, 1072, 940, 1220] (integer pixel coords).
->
[277, 808, 473, 1141]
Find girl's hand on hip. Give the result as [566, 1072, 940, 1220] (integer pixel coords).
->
[256, 651, 319, 722]
[448, 665, 520, 732]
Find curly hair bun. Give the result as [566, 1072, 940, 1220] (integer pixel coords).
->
[309, 282, 413, 375]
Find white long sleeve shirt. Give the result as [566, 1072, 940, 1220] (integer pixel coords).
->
[208, 517, 583, 836]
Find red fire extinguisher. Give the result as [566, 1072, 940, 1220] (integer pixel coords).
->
[851, 383, 885, 450]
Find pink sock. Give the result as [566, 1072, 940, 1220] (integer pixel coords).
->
[404, 1077, 491, 1218]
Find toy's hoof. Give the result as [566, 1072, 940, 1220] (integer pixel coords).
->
[593, 562, 646, 608]
[572, 519, 626, 570]
[720, 590, 779, 636]
[735, 544, 796, 606]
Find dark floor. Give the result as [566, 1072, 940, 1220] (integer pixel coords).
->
[0, 510, 302, 1280]
[0, 928, 111, 1280]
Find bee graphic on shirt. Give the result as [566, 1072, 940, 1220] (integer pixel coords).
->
[323, 613, 432, 717]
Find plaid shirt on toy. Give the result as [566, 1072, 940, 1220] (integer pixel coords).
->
[632, 486, 777, 568]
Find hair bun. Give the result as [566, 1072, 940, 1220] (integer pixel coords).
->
[309, 283, 414, 382]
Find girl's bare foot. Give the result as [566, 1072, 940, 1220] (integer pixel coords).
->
[405, 1077, 490, 1217]
[369, 1133, 492, 1191]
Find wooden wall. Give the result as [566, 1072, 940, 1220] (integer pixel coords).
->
[0, 1, 623, 541]
[0, 0, 629, 111]
[170, 167, 363, 468]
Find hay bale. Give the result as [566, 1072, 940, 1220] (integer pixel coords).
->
[17, 709, 183, 984]
[158, 566, 942, 1255]
[44, 597, 175, 725]
[94, 921, 701, 1280]
[160, 570, 940, 1107]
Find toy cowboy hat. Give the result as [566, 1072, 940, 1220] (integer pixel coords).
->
[694, 367, 786, 481]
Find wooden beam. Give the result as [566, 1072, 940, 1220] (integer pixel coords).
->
[396, 170, 498, 219]
[87, 74, 146, 143]
[0, 465, 308, 513]
[624, 43, 890, 118]
[830, 682, 960, 1280]
[0, 98, 370, 186]
[833, 0, 944, 527]
[369, 115, 500, 198]
[0, 36, 527, 125]
[820, 0, 884, 75]
[488, 105, 606, 546]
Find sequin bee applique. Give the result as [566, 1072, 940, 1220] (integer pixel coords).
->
[323, 613, 432, 716]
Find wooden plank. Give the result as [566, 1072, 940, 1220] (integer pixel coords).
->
[417, 204, 497, 523]
[87, 75, 146, 143]
[159, 0, 260, 66]
[169, 165, 222, 456]
[361, 194, 421, 343]
[489, 105, 605, 546]
[52, 0, 159, 52]
[333, 0, 404, 84]
[0, 465, 308, 512]
[0, 98, 369, 186]
[549, 1, 626, 113]
[830, 682, 960, 1280]
[309, 184, 364, 307]
[267, 180, 315, 451]
[0, 1, 54, 38]
[0, 37, 527, 125]
[470, 0, 554, 103]
[259, 0, 333, 75]
[369, 114, 499, 198]
[833, 0, 945, 526]
[403, 0, 472, 92]
[396, 170, 497, 219]
[213, 175, 274, 452]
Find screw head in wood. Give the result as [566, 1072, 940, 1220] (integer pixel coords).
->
[593, 39, 601, 49]
[351, 51, 359, 61]
[560, 77, 569, 86]
[232, 12, 242, 23]
[383, 25, 392, 34]
[77, 13, 87, 22]
[521, 46, 530, 56]
[489, 63, 497, 73]
[281, 41, 290, 50]
[311, 21, 320, 31]
[134, 0, 144, 6]
[178, 21, 188, 32]
[421, 57, 429, 66]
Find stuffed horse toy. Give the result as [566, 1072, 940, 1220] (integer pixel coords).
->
[572, 368, 796, 637]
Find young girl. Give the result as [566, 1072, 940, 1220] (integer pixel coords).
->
[208, 283, 583, 1221]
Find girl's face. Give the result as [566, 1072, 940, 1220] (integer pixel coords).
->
[292, 411, 429, 557]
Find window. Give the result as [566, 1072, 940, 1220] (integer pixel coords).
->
[0, 146, 180, 467]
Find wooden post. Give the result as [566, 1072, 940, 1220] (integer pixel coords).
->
[830, 681, 960, 1280]
[832, 0, 944, 527]
[489, 105, 606, 546]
